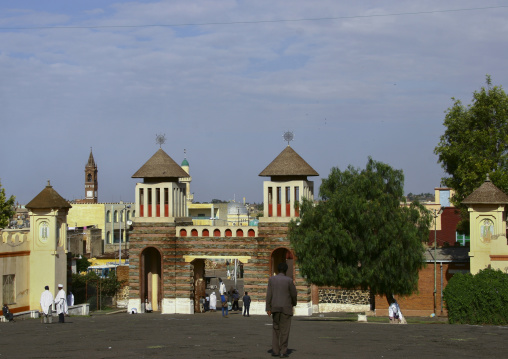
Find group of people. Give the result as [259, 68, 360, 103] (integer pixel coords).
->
[40, 284, 71, 324]
[2, 284, 73, 324]
[204, 278, 251, 318]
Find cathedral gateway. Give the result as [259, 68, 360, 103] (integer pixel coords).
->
[127, 145, 318, 315]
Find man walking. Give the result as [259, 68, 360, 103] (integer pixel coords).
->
[54, 284, 68, 323]
[40, 286, 54, 324]
[266, 262, 297, 358]
[242, 291, 251, 317]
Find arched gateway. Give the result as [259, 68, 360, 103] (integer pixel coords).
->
[128, 145, 318, 315]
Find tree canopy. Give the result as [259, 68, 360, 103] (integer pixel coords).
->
[434, 75, 508, 206]
[0, 180, 15, 228]
[288, 158, 432, 298]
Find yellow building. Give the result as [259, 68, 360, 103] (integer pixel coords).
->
[0, 181, 70, 314]
[463, 176, 508, 274]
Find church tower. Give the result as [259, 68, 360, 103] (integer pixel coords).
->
[84, 148, 98, 204]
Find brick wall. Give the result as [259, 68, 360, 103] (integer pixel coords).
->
[428, 207, 461, 246]
[375, 261, 469, 317]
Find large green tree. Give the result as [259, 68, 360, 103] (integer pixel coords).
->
[434, 76, 508, 207]
[288, 158, 432, 300]
[0, 180, 15, 228]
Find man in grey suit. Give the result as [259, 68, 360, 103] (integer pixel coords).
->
[266, 262, 297, 358]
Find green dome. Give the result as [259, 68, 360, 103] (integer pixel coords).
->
[181, 158, 189, 166]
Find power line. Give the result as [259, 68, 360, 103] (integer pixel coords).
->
[1, 5, 507, 30]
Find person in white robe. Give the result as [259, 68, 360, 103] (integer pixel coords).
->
[54, 284, 68, 323]
[40, 286, 54, 324]
[67, 292, 74, 307]
[209, 292, 217, 312]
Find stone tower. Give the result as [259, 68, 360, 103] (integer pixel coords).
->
[84, 149, 98, 204]
[258, 145, 318, 220]
[25, 181, 71, 310]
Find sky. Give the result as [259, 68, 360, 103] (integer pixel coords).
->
[1, 1, 508, 205]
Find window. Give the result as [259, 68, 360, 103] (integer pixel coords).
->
[106, 211, 111, 223]
[3, 275, 15, 305]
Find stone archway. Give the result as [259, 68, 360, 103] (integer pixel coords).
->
[271, 247, 294, 279]
[140, 247, 162, 311]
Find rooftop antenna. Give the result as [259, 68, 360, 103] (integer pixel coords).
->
[155, 134, 166, 148]
[283, 131, 294, 146]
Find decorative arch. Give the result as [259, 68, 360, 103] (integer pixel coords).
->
[248, 229, 255, 237]
[225, 229, 232, 237]
[180, 229, 187, 237]
[202, 229, 209, 236]
[213, 229, 221, 237]
[191, 229, 198, 237]
[236, 229, 244, 237]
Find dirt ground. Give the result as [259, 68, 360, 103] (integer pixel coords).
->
[1, 311, 507, 358]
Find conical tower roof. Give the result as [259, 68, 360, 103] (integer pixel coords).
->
[26, 181, 72, 210]
[463, 176, 508, 205]
[87, 148, 96, 167]
[259, 146, 319, 177]
[132, 148, 189, 179]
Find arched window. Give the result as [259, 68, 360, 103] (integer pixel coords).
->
[191, 229, 198, 237]
[106, 211, 111, 223]
[236, 229, 244, 237]
[248, 229, 255, 237]
[225, 229, 232, 237]
[114, 210, 118, 222]
[180, 229, 187, 237]
[87, 173, 92, 182]
[107, 231, 111, 243]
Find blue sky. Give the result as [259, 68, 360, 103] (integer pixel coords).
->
[1, 1, 508, 204]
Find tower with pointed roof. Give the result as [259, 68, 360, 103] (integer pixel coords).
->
[84, 148, 98, 204]
[25, 181, 72, 310]
[179, 153, 194, 204]
[132, 148, 190, 219]
[463, 176, 508, 273]
[259, 145, 319, 221]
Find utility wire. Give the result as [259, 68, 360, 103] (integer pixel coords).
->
[1, 5, 507, 30]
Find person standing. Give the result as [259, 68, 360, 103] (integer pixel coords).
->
[266, 262, 297, 358]
[54, 284, 68, 323]
[242, 291, 251, 317]
[67, 291, 74, 307]
[209, 291, 217, 312]
[232, 289, 240, 311]
[218, 278, 228, 317]
[40, 286, 54, 324]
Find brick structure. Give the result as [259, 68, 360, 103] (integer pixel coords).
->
[374, 247, 469, 317]
[428, 207, 461, 247]
[127, 145, 317, 315]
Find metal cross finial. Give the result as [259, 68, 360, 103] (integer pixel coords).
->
[283, 131, 294, 146]
[155, 134, 166, 148]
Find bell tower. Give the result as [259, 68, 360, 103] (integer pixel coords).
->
[84, 148, 98, 203]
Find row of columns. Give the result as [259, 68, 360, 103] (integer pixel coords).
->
[263, 180, 314, 218]
[135, 182, 187, 218]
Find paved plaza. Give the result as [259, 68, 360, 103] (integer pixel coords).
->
[1, 311, 507, 358]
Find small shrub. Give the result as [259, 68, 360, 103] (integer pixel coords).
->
[444, 268, 508, 324]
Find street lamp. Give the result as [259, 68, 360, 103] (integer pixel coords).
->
[119, 204, 131, 265]
[433, 207, 444, 315]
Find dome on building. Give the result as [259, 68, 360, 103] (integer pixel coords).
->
[227, 202, 248, 215]
[181, 158, 189, 167]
